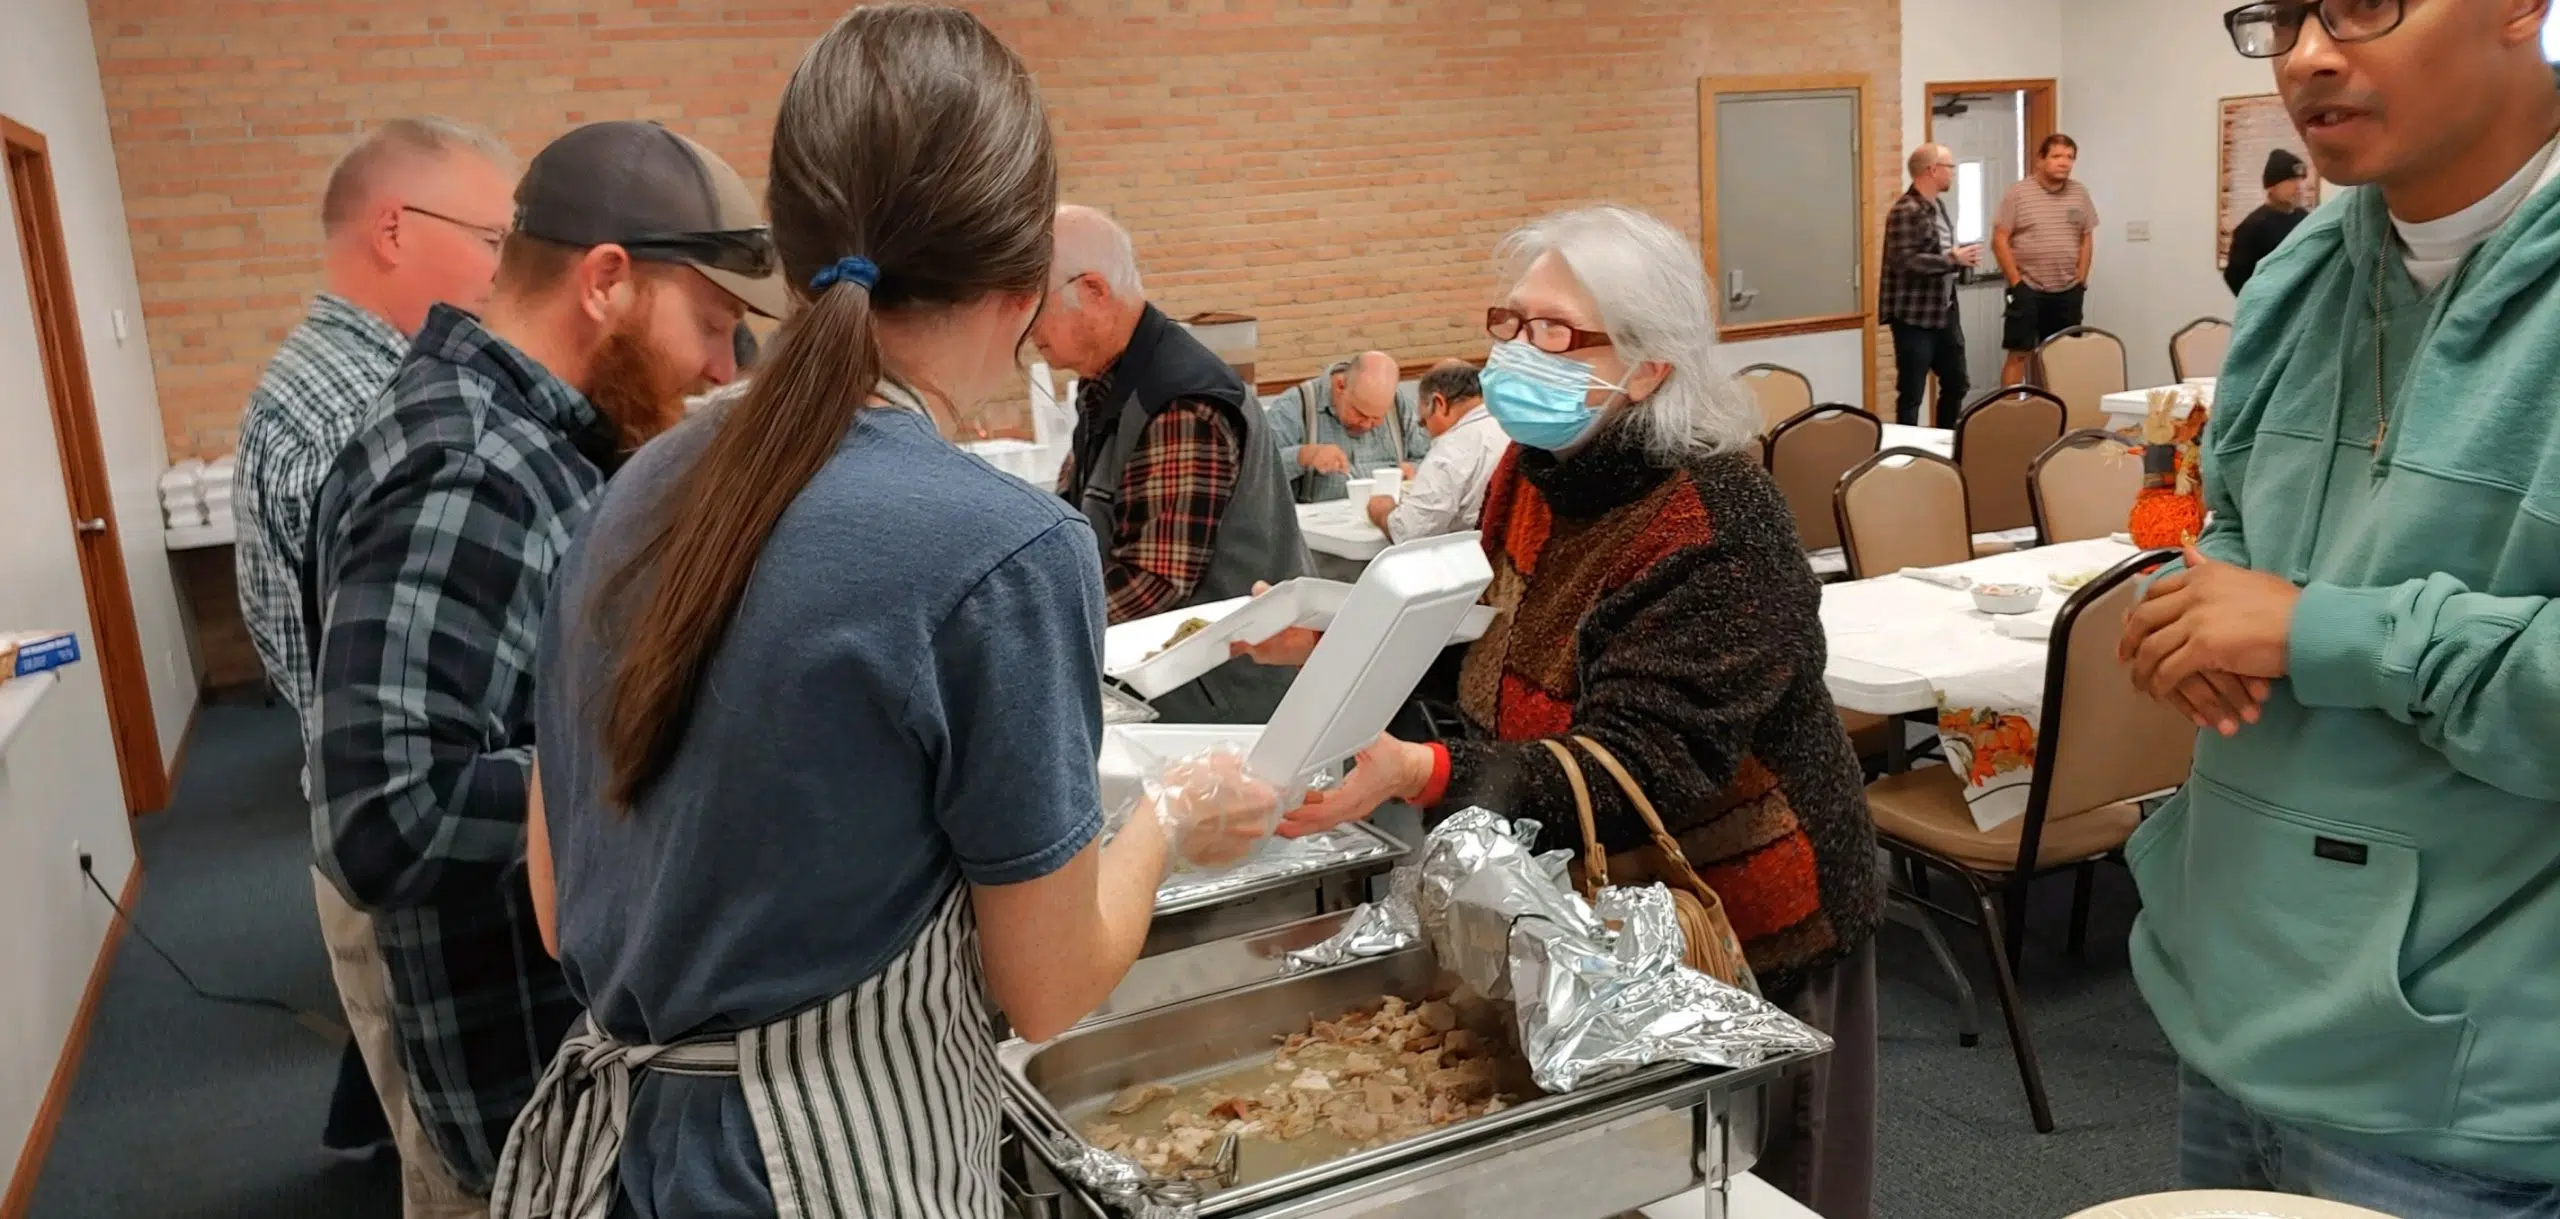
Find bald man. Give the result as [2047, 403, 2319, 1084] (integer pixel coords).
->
[1029, 204, 1311, 723]
[1267, 349, 1430, 502]
[232, 116, 513, 1218]
[1882, 142, 1980, 425]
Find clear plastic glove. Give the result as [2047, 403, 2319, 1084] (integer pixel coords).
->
[1145, 746, 1284, 870]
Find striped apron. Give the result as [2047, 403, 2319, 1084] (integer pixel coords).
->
[490, 885, 1007, 1218]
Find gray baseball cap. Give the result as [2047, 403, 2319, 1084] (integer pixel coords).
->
[513, 120, 789, 319]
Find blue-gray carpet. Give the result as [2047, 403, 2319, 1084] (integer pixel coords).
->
[25, 703, 2175, 1218]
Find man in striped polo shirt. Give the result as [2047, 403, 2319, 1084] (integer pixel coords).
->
[1994, 133, 2101, 384]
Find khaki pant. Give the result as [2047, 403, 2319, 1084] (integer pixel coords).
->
[312, 868, 487, 1219]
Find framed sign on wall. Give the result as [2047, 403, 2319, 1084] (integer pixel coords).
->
[2218, 93, 2322, 270]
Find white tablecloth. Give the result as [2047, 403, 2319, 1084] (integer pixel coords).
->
[1880, 424, 1953, 458]
[1821, 537, 2140, 715]
[2101, 383, 2210, 433]
[1296, 500, 1389, 561]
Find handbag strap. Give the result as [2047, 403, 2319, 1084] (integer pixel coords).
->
[1570, 736, 1714, 894]
[1534, 738, 1605, 894]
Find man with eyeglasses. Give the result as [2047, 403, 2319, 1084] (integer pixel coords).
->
[1882, 143, 1982, 426]
[2119, 1, 2560, 1212]
[1029, 203, 1311, 723]
[307, 120, 783, 1204]
[231, 115, 515, 1218]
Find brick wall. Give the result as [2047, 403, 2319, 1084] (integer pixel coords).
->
[91, 0, 1901, 460]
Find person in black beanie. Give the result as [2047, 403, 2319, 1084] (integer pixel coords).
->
[2226, 148, 2312, 295]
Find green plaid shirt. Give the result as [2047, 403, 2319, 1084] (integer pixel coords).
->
[307, 304, 617, 1192]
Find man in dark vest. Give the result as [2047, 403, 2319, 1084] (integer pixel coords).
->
[1030, 204, 1312, 723]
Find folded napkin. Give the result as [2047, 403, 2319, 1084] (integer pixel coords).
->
[1992, 615, 2052, 642]
[1897, 567, 1973, 590]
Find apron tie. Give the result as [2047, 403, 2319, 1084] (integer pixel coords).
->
[491, 1017, 741, 1219]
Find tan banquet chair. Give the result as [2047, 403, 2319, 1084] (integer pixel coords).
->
[1866, 550, 2192, 1133]
[1834, 448, 1972, 580]
[1954, 386, 2067, 547]
[1765, 404, 1880, 555]
[2031, 429, 2142, 545]
[2032, 326, 2128, 433]
[1738, 363, 1815, 435]
[2170, 316, 2232, 382]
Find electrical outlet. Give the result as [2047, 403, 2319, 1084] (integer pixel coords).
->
[71, 839, 87, 870]
[2126, 221, 2153, 243]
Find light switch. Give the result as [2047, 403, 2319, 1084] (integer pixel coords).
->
[2126, 221, 2153, 243]
[111, 308, 129, 344]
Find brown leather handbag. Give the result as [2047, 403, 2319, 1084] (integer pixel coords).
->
[1537, 736, 1760, 994]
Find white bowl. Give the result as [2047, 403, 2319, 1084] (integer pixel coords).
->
[1971, 583, 2044, 615]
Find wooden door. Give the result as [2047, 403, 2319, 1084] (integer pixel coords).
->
[4, 116, 168, 814]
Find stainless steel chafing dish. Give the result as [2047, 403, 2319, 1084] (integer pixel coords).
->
[1140, 822, 1404, 958]
[999, 913, 1812, 1219]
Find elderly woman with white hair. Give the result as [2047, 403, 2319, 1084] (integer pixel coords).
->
[1253, 205, 1879, 1217]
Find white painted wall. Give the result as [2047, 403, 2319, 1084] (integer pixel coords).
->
[1724, 330, 1869, 412]
[2060, 0, 2274, 388]
[1900, 0, 2064, 165]
[0, 0, 197, 1187]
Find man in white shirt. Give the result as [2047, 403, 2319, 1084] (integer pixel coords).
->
[1366, 361, 1509, 541]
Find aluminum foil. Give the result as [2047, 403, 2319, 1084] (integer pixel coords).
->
[1516, 884, 1831, 1092]
[1041, 1136, 1200, 1219]
[1284, 807, 1830, 1092]
[1153, 824, 1399, 911]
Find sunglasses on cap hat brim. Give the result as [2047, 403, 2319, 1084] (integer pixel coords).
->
[617, 228, 779, 279]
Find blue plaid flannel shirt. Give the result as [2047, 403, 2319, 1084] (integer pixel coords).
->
[306, 303, 617, 1193]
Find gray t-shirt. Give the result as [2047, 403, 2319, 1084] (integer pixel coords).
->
[534, 404, 1107, 1215]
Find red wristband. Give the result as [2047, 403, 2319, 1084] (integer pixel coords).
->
[1413, 743, 1452, 809]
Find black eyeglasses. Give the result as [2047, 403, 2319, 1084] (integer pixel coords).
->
[618, 228, 779, 278]
[1486, 306, 1614, 355]
[2224, 0, 2404, 58]
[402, 206, 508, 255]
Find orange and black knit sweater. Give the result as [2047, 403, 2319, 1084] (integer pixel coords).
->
[1434, 422, 1880, 999]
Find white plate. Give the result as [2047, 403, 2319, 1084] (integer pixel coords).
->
[2064, 1190, 2398, 1219]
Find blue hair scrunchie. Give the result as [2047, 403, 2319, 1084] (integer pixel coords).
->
[809, 255, 879, 293]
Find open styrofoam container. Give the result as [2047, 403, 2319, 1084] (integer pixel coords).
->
[1247, 533, 1492, 792]
[1103, 573, 1498, 701]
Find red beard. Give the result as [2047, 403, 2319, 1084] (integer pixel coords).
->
[586, 317, 691, 452]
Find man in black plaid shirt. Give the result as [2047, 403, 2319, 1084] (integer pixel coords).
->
[307, 121, 784, 1198]
[1881, 143, 1983, 426]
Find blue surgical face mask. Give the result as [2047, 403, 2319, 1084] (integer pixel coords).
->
[1478, 339, 1625, 451]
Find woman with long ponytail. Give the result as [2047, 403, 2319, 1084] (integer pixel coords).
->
[490, 8, 1262, 1216]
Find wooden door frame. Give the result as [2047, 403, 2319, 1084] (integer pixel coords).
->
[1923, 78, 2060, 163]
[4, 115, 168, 814]
[1697, 74, 1879, 405]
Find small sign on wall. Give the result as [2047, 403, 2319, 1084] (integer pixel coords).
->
[2218, 93, 2322, 270]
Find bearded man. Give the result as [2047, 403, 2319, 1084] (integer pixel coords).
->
[305, 120, 781, 1200]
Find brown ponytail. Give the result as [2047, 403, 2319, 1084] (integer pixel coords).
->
[592, 4, 1058, 810]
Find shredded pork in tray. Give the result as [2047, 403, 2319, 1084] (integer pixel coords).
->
[1079, 992, 1533, 1185]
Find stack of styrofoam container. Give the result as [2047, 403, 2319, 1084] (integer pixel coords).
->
[159, 459, 209, 530]
[158, 454, 238, 534]
[201, 455, 236, 532]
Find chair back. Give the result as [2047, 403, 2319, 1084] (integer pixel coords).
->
[2169, 317, 2232, 382]
[1835, 448, 1972, 579]
[2033, 326, 2128, 432]
[2027, 552, 2197, 835]
[2031, 429, 2142, 544]
[1954, 386, 2067, 535]
[1738, 363, 1816, 434]
[1767, 405, 1880, 552]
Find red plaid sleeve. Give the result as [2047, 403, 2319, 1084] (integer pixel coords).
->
[1104, 399, 1239, 622]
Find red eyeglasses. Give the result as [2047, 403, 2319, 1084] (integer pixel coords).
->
[1486, 306, 1615, 355]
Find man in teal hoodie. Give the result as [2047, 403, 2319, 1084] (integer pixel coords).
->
[2115, 0, 2560, 1212]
